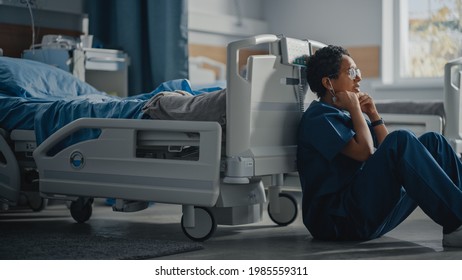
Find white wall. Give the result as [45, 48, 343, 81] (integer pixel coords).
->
[264, 0, 382, 47]
[188, 0, 264, 19]
[187, 0, 387, 97]
[263, 0, 443, 101]
[188, 0, 268, 46]
[264, 0, 382, 99]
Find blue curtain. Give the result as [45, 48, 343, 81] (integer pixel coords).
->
[83, 0, 188, 95]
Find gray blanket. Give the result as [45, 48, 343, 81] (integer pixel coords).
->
[142, 88, 227, 128]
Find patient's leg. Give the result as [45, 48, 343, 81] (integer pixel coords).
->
[142, 88, 226, 125]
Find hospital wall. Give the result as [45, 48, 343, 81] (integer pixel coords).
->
[189, 0, 382, 95]
[263, 0, 444, 101]
[188, 0, 268, 81]
[189, 0, 444, 101]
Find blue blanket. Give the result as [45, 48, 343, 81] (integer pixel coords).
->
[0, 56, 221, 150]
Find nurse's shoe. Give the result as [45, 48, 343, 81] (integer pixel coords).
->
[443, 226, 462, 247]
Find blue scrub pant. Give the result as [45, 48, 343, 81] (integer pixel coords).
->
[341, 130, 462, 240]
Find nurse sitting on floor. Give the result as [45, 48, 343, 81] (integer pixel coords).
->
[297, 45, 462, 247]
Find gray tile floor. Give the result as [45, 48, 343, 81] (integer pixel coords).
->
[2, 192, 462, 260]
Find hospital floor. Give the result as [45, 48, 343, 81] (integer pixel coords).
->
[2, 191, 462, 260]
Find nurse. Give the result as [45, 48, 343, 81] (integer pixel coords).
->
[297, 45, 462, 247]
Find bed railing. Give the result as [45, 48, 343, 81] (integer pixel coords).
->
[33, 118, 222, 206]
[444, 57, 462, 153]
[225, 34, 314, 182]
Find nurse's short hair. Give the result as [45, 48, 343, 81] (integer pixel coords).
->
[306, 45, 350, 99]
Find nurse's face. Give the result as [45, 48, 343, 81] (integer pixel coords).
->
[330, 55, 362, 93]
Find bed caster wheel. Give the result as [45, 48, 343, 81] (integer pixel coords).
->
[70, 197, 94, 223]
[181, 207, 217, 242]
[268, 193, 298, 226]
[1, 203, 9, 211]
[27, 193, 48, 212]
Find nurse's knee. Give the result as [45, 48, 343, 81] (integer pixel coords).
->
[384, 130, 418, 145]
[419, 131, 445, 144]
[418, 131, 453, 152]
[377, 130, 419, 158]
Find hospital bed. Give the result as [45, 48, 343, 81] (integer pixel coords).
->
[0, 34, 320, 241]
[376, 58, 462, 156]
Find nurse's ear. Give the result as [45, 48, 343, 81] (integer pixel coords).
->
[321, 77, 333, 91]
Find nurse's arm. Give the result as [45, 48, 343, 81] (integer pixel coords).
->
[363, 105, 388, 145]
[371, 119, 388, 145]
[341, 105, 375, 162]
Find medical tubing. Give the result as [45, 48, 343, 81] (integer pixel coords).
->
[297, 66, 305, 113]
[25, 0, 36, 52]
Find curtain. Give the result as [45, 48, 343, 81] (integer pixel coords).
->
[84, 0, 188, 95]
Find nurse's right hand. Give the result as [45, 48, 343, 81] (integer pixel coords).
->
[333, 90, 361, 113]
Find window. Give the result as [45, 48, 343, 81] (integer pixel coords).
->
[382, 0, 462, 84]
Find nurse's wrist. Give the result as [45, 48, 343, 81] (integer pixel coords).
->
[368, 113, 381, 123]
[371, 118, 384, 127]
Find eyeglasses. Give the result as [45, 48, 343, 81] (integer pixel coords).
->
[346, 67, 361, 80]
[329, 67, 361, 80]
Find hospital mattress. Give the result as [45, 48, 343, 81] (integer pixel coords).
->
[370, 56, 462, 145]
[375, 100, 444, 135]
[376, 100, 445, 120]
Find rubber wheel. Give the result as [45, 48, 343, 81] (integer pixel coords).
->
[70, 197, 94, 223]
[268, 193, 298, 226]
[181, 207, 217, 242]
[27, 193, 48, 212]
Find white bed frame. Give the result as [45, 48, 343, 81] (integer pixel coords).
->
[0, 34, 317, 241]
[378, 57, 462, 155]
[380, 113, 443, 136]
[444, 57, 462, 154]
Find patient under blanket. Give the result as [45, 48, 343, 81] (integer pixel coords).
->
[30, 86, 227, 149]
[35, 87, 226, 150]
[0, 55, 226, 149]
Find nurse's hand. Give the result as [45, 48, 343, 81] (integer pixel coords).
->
[333, 90, 361, 112]
[358, 92, 380, 121]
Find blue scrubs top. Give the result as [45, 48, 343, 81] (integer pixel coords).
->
[297, 100, 376, 239]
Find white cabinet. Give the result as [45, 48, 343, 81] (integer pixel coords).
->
[23, 47, 129, 98]
[83, 48, 129, 97]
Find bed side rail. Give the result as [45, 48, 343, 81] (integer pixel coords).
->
[444, 57, 462, 153]
[381, 113, 443, 136]
[33, 118, 222, 206]
[0, 129, 21, 203]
